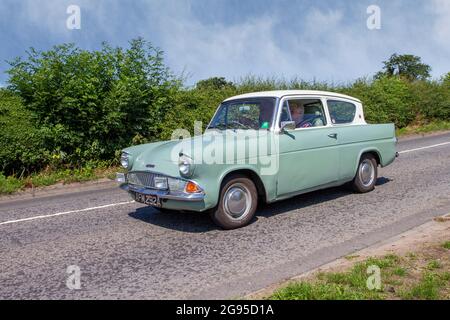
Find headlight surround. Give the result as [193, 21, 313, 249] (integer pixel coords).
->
[153, 176, 168, 190]
[167, 177, 203, 194]
[120, 152, 130, 169]
[178, 154, 194, 177]
[167, 177, 186, 192]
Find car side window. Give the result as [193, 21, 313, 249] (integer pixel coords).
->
[282, 98, 327, 129]
[327, 100, 356, 124]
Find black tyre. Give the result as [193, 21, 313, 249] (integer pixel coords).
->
[210, 174, 258, 230]
[352, 154, 378, 193]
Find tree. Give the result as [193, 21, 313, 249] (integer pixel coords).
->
[196, 77, 235, 90]
[375, 54, 431, 81]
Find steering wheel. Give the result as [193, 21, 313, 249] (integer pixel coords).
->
[299, 115, 323, 128]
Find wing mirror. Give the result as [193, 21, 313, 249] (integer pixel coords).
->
[280, 121, 296, 132]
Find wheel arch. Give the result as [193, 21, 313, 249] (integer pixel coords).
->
[219, 168, 268, 204]
[354, 148, 382, 176]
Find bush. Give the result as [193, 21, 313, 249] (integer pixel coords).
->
[407, 79, 450, 121]
[0, 90, 49, 175]
[343, 76, 415, 127]
[7, 39, 180, 165]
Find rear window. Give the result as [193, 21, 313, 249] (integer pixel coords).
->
[327, 100, 356, 124]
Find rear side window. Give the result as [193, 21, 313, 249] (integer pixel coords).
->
[327, 100, 356, 124]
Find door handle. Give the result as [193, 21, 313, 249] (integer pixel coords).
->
[328, 133, 337, 139]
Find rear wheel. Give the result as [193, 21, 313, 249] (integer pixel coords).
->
[211, 175, 258, 230]
[352, 154, 378, 193]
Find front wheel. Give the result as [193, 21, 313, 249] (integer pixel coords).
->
[352, 154, 378, 193]
[211, 175, 258, 230]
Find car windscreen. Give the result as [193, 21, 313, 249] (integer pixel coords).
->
[208, 97, 276, 130]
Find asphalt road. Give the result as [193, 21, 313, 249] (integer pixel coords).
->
[1, 132, 449, 299]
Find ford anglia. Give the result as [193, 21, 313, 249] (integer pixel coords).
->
[117, 90, 397, 229]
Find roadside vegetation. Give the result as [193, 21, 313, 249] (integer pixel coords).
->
[0, 164, 120, 194]
[0, 39, 449, 195]
[269, 241, 450, 300]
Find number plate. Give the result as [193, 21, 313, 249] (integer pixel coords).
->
[134, 192, 161, 207]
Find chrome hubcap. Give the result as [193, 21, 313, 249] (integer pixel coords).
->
[359, 159, 375, 187]
[223, 183, 251, 220]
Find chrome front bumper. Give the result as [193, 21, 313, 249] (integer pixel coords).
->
[117, 173, 205, 202]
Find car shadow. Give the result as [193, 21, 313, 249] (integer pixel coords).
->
[128, 176, 392, 233]
[375, 176, 392, 186]
[129, 207, 219, 233]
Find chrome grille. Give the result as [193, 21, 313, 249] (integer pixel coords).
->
[127, 172, 156, 188]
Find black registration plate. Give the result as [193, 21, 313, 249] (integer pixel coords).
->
[134, 192, 161, 207]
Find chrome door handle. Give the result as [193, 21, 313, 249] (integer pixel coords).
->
[328, 133, 337, 139]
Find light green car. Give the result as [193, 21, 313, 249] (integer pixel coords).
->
[117, 90, 398, 229]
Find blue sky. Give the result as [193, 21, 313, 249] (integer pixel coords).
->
[0, 0, 449, 86]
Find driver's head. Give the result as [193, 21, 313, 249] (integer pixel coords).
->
[289, 102, 304, 122]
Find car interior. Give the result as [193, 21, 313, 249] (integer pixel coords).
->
[280, 98, 327, 128]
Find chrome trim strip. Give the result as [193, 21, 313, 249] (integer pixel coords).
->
[120, 184, 205, 202]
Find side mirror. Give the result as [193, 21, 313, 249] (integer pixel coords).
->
[280, 121, 296, 132]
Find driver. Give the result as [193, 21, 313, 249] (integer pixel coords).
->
[289, 102, 311, 128]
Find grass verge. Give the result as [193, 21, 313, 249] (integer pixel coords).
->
[396, 120, 450, 136]
[0, 165, 121, 195]
[268, 242, 449, 300]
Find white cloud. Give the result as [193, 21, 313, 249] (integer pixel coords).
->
[1, 0, 448, 84]
[429, 0, 450, 52]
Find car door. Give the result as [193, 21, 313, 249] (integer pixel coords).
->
[276, 96, 340, 197]
[326, 98, 363, 181]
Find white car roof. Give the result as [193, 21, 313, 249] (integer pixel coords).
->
[224, 90, 361, 103]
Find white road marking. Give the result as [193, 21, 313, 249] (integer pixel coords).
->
[1, 141, 449, 227]
[0, 201, 135, 226]
[398, 141, 450, 154]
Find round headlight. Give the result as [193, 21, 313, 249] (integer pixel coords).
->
[179, 155, 193, 176]
[120, 152, 130, 169]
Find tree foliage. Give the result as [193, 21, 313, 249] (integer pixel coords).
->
[0, 90, 48, 174]
[375, 53, 431, 81]
[7, 39, 179, 164]
[196, 77, 235, 90]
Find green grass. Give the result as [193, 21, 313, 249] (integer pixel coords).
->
[400, 272, 448, 300]
[427, 260, 442, 270]
[392, 267, 407, 277]
[271, 256, 401, 300]
[0, 165, 120, 195]
[396, 120, 450, 136]
[0, 174, 24, 194]
[267, 251, 449, 300]
[270, 281, 381, 300]
[442, 241, 450, 250]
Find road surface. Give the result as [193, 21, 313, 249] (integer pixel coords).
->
[1, 132, 449, 299]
